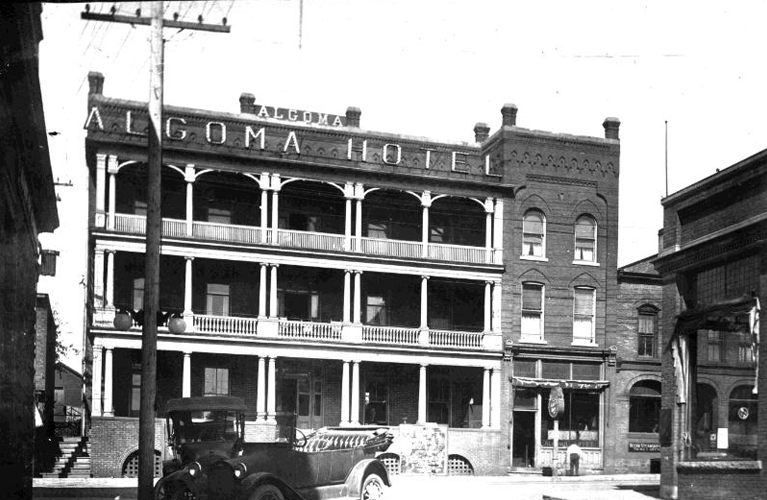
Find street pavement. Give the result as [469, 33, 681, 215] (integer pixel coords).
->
[33, 473, 660, 500]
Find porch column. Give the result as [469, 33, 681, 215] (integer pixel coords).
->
[417, 364, 427, 424]
[343, 270, 351, 324]
[105, 250, 115, 308]
[185, 165, 195, 237]
[491, 368, 501, 428]
[94, 249, 105, 309]
[92, 345, 103, 417]
[95, 153, 106, 227]
[341, 360, 350, 425]
[269, 264, 279, 318]
[257, 356, 266, 420]
[260, 173, 269, 243]
[420, 276, 429, 329]
[182, 352, 191, 397]
[485, 198, 494, 263]
[493, 199, 504, 264]
[421, 191, 431, 258]
[266, 356, 277, 423]
[351, 361, 361, 425]
[107, 156, 118, 230]
[258, 263, 268, 318]
[483, 281, 492, 333]
[184, 257, 194, 328]
[344, 182, 353, 251]
[103, 347, 114, 417]
[270, 174, 281, 243]
[354, 183, 363, 252]
[353, 271, 362, 324]
[492, 281, 502, 333]
[482, 367, 491, 428]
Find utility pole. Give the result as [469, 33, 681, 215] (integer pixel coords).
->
[81, 4, 229, 499]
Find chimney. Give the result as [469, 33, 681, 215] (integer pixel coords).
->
[239, 93, 256, 114]
[501, 103, 518, 126]
[88, 71, 104, 96]
[473, 122, 490, 143]
[346, 107, 361, 128]
[603, 117, 621, 140]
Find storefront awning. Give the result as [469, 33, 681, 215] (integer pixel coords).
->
[512, 377, 610, 390]
[666, 295, 758, 351]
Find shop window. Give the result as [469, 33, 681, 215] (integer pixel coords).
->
[204, 367, 229, 396]
[521, 283, 544, 341]
[693, 383, 718, 455]
[629, 380, 661, 433]
[574, 215, 597, 262]
[514, 359, 537, 378]
[541, 390, 600, 448]
[206, 284, 230, 316]
[637, 305, 658, 357]
[573, 287, 595, 344]
[727, 386, 757, 459]
[522, 210, 545, 258]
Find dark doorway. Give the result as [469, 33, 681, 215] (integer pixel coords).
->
[513, 411, 536, 468]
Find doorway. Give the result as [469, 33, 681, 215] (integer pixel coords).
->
[279, 375, 323, 430]
[512, 411, 536, 468]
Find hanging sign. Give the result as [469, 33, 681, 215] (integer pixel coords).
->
[548, 386, 565, 419]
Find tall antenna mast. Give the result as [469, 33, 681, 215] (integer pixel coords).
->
[665, 120, 669, 197]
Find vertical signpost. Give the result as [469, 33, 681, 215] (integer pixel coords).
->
[80, 5, 229, 499]
[548, 385, 565, 477]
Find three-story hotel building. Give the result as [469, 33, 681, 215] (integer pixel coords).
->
[83, 71, 620, 477]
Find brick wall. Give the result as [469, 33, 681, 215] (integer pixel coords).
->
[90, 417, 165, 477]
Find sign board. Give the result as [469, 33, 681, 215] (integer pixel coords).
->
[396, 424, 448, 475]
[628, 442, 660, 453]
[548, 386, 565, 419]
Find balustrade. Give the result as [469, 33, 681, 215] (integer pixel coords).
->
[193, 314, 258, 335]
[361, 325, 420, 345]
[278, 319, 342, 340]
[273, 229, 345, 252]
[428, 329, 483, 348]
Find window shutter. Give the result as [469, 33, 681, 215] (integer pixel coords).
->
[574, 288, 593, 315]
[522, 284, 542, 310]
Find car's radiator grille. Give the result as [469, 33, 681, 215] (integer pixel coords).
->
[206, 467, 235, 500]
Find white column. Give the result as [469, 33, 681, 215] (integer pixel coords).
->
[421, 191, 431, 257]
[257, 356, 266, 420]
[91, 345, 103, 417]
[107, 169, 116, 230]
[183, 257, 194, 318]
[185, 165, 195, 237]
[266, 356, 277, 423]
[105, 251, 115, 308]
[353, 271, 362, 324]
[420, 276, 429, 329]
[485, 198, 494, 263]
[260, 173, 269, 243]
[269, 264, 279, 318]
[182, 352, 191, 397]
[484, 281, 492, 333]
[95, 154, 106, 227]
[354, 183, 363, 252]
[491, 368, 501, 428]
[103, 347, 114, 417]
[344, 182, 353, 251]
[351, 361, 360, 425]
[493, 198, 504, 264]
[94, 249, 105, 309]
[341, 360, 351, 425]
[417, 364, 427, 424]
[492, 281, 502, 333]
[258, 263, 268, 318]
[343, 270, 351, 324]
[482, 367, 491, 428]
[270, 174, 281, 243]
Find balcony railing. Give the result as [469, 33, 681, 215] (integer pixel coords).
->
[362, 325, 420, 345]
[429, 329, 483, 349]
[107, 213, 498, 265]
[278, 319, 342, 341]
[194, 314, 258, 335]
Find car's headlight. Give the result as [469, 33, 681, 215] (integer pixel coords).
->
[187, 461, 202, 477]
[233, 463, 247, 480]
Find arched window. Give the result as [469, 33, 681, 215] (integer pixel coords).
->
[574, 215, 597, 262]
[521, 282, 544, 341]
[522, 210, 545, 258]
[637, 305, 659, 357]
[629, 380, 661, 432]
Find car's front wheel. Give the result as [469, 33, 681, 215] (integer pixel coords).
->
[248, 484, 285, 500]
[360, 473, 385, 500]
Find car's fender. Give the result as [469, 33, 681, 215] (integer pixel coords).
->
[343, 459, 390, 498]
[240, 471, 304, 500]
[154, 470, 204, 500]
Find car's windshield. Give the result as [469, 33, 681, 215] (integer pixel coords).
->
[171, 410, 241, 443]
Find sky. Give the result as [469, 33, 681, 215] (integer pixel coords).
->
[38, 1, 767, 370]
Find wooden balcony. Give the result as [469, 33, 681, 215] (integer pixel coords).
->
[108, 213, 498, 265]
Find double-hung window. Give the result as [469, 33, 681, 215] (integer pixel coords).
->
[204, 367, 230, 396]
[574, 215, 597, 262]
[522, 210, 545, 258]
[573, 287, 595, 344]
[521, 283, 544, 341]
[637, 305, 658, 357]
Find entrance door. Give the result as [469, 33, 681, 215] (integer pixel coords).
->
[281, 376, 323, 430]
[512, 411, 536, 468]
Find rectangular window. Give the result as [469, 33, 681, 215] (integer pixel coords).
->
[208, 207, 231, 224]
[206, 283, 230, 316]
[130, 373, 141, 417]
[204, 367, 229, 396]
[706, 330, 722, 362]
[366, 295, 388, 325]
[521, 283, 544, 341]
[573, 288, 595, 344]
[133, 278, 145, 311]
[638, 311, 657, 357]
[365, 379, 388, 425]
[428, 378, 450, 425]
[541, 390, 600, 447]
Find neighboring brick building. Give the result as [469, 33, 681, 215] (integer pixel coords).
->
[0, 3, 60, 497]
[653, 148, 767, 499]
[605, 256, 663, 473]
[82, 71, 620, 477]
[34, 294, 58, 435]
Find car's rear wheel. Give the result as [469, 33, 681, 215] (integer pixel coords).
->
[360, 473, 385, 500]
[249, 484, 285, 500]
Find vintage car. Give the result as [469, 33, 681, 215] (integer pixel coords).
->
[155, 396, 393, 500]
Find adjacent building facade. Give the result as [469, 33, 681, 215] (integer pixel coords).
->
[83, 71, 621, 477]
[654, 149, 766, 499]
